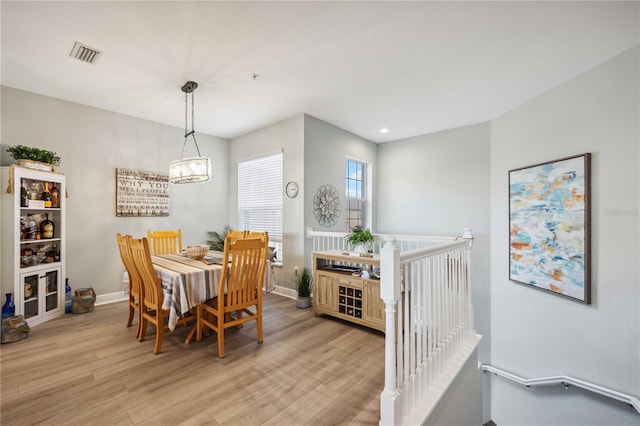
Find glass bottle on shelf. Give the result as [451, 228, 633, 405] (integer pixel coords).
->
[20, 217, 27, 240]
[20, 179, 29, 207]
[48, 243, 60, 262]
[41, 182, 52, 208]
[26, 214, 37, 240]
[40, 213, 54, 239]
[50, 183, 59, 208]
[30, 182, 38, 200]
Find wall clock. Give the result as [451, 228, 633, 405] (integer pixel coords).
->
[313, 184, 341, 227]
[285, 181, 299, 198]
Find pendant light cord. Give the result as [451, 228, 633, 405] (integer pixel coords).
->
[179, 85, 202, 160]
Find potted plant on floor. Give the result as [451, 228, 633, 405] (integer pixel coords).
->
[345, 225, 375, 254]
[206, 225, 231, 251]
[293, 267, 313, 309]
[6, 145, 62, 172]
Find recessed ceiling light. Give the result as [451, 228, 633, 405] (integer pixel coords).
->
[379, 128, 389, 134]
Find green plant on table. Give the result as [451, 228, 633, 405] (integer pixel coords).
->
[345, 225, 375, 247]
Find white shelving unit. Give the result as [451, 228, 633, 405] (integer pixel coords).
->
[1, 166, 66, 326]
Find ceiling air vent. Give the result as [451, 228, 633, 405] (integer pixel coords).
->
[69, 42, 103, 65]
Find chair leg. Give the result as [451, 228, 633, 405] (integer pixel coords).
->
[135, 307, 142, 338]
[154, 319, 164, 354]
[217, 316, 225, 358]
[139, 315, 148, 342]
[127, 297, 135, 327]
[257, 316, 263, 344]
[196, 305, 203, 342]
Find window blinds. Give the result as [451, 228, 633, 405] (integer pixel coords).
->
[238, 153, 283, 241]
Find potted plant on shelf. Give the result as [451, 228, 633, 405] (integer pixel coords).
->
[293, 267, 313, 309]
[345, 225, 375, 254]
[6, 145, 62, 172]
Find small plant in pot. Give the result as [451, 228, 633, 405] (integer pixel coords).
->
[6, 145, 62, 171]
[293, 267, 313, 309]
[345, 225, 375, 254]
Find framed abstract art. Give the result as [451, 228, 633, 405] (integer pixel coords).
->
[509, 153, 591, 303]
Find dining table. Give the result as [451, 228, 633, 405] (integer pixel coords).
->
[123, 250, 275, 339]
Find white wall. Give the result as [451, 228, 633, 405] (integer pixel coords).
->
[228, 114, 305, 289]
[490, 46, 639, 425]
[1, 86, 229, 297]
[376, 122, 492, 421]
[303, 115, 378, 265]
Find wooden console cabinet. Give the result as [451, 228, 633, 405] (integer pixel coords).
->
[312, 250, 385, 332]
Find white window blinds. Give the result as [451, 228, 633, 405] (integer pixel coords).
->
[238, 152, 283, 241]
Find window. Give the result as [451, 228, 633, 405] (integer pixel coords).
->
[345, 158, 367, 231]
[238, 152, 283, 262]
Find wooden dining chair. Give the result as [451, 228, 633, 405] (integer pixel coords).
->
[226, 229, 246, 239]
[129, 236, 194, 354]
[116, 233, 142, 338]
[195, 235, 268, 358]
[146, 229, 182, 255]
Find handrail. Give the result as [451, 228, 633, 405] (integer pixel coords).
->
[480, 363, 640, 414]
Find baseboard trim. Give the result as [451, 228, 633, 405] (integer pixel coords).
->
[270, 285, 297, 300]
[95, 291, 127, 306]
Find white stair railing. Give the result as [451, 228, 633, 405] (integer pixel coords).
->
[307, 227, 481, 425]
[379, 229, 481, 425]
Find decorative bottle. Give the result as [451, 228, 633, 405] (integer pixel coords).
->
[30, 182, 38, 200]
[48, 243, 60, 262]
[26, 214, 37, 240]
[50, 183, 59, 208]
[40, 213, 54, 239]
[2, 293, 16, 318]
[65, 279, 72, 313]
[20, 179, 29, 207]
[41, 182, 52, 208]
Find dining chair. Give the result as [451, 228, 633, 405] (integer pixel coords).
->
[226, 229, 246, 239]
[195, 235, 268, 358]
[129, 236, 194, 354]
[146, 229, 182, 255]
[116, 233, 142, 338]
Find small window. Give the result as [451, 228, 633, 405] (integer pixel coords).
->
[238, 152, 283, 263]
[345, 158, 367, 231]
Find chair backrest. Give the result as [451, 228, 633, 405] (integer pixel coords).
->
[227, 229, 246, 239]
[116, 233, 141, 299]
[219, 235, 268, 312]
[129, 237, 163, 309]
[147, 229, 182, 255]
[244, 231, 269, 261]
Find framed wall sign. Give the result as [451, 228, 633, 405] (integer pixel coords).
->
[508, 153, 591, 303]
[116, 168, 170, 217]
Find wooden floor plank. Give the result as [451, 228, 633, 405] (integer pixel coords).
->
[1, 293, 383, 425]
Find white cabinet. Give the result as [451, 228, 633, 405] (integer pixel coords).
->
[1, 166, 66, 326]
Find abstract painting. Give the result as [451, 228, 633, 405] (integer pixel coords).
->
[509, 153, 591, 303]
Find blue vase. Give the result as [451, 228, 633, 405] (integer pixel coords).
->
[2, 292, 16, 318]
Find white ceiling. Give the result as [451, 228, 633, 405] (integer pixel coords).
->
[1, 1, 638, 143]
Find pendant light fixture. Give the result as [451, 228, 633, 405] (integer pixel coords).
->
[169, 81, 212, 184]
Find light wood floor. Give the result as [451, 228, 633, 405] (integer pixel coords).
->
[1, 293, 385, 425]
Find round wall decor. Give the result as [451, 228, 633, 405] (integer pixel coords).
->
[313, 184, 341, 227]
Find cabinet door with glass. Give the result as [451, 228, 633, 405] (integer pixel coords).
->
[20, 266, 61, 321]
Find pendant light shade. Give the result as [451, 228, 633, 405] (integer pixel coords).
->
[169, 81, 212, 184]
[169, 156, 211, 183]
